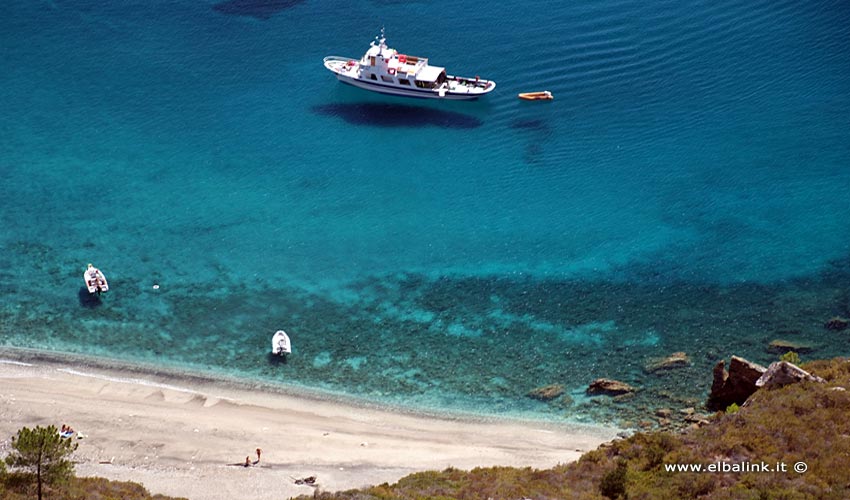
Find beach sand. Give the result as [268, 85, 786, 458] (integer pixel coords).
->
[0, 354, 619, 500]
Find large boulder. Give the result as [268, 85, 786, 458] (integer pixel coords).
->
[706, 356, 767, 411]
[767, 339, 813, 354]
[645, 352, 691, 373]
[527, 384, 565, 401]
[825, 316, 849, 331]
[587, 378, 635, 396]
[755, 361, 826, 389]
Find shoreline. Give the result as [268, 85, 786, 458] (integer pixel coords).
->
[0, 345, 600, 426]
[0, 347, 620, 500]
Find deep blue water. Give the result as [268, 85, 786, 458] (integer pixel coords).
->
[1, 0, 849, 423]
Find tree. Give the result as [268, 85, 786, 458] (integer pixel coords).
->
[599, 460, 627, 499]
[5, 425, 78, 500]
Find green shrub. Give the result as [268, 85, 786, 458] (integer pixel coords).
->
[780, 351, 801, 364]
[599, 461, 627, 499]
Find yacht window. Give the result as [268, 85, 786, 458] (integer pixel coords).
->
[399, 79, 410, 85]
[370, 74, 377, 81]
[381, 75, 394, 82]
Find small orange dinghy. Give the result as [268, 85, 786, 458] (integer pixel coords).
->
[518, 91, 553, 101]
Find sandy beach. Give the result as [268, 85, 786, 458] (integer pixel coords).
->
[0, 352, 619, 500]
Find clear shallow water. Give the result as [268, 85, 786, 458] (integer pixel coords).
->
[1, 0, 849, 424]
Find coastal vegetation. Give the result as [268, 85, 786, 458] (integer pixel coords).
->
[1, 425, 185, 500]
[295, 357, 850, 500]
[5, 425, 77, 500]
[2, 357, 846, 499]
[0, 475, 187, 500]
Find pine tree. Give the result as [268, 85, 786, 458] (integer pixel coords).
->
[5, 425, 78, 500]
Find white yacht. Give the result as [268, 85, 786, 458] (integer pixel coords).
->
[324, 30, 495, 100]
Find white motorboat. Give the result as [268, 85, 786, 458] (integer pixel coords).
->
[83, 263, 109, 295]
[272, 330, 291, 356]
[324, 29, 495, 100]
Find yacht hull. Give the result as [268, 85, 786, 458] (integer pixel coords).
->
[336, 73, 484, 100]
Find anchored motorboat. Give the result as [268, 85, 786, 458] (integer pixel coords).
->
[271, 330, 291, 357]
[324, 29, 495, 100]
[83, 263, 108, 295]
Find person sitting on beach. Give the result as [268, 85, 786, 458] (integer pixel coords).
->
[253, 448, 262, 465]
[59, 424, 75, 438]
[244, 456, 252, 467]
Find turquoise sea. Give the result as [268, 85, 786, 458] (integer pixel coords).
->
[1, 0, 849, 424]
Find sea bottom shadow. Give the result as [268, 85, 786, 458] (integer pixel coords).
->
[78, 287, 103, 308]
[509, 118, 551, 133]
[212, 0, 306, 20]
[311, 103, 482, 129]
[266, 352, 288, 365]
[509, 118, 554, 164]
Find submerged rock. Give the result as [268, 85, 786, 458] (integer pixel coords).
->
[767, 339, 813, 354]
[527, 384, 565, 401]
[756, 361, 826, 389]
[825, 316, 849, 331]
[684, 413, 710, 426]
[645, 352, 691, 373]
[587, 378, 635, 396]
[706, 356, 767, 411]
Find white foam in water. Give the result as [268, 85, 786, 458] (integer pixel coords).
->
[55, 368, 234, 402]
[0, 359, 35, 367]
[623, 330, 660, 347]
[558, 321, 617, 345]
